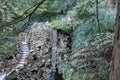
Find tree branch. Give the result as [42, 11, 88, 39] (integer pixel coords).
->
[0, 0, 46, 28]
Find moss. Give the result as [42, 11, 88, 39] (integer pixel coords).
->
[61, 23, 72, 34]
[51, 20, 59, 28]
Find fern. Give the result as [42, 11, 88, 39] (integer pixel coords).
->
[62, 33, 114, 80]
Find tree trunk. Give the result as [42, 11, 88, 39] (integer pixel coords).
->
[109, 0, 120, 80]
[107, 0, 114, 11]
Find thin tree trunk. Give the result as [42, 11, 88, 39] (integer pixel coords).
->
[109, 0, 120, 80]
[96, 0, 101, 33]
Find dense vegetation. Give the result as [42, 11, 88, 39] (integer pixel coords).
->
[0, 0, 116, 80]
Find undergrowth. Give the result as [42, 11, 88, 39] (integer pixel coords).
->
[61, 33, 114, 80]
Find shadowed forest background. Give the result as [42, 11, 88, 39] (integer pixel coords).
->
[0, 0, 119, 80]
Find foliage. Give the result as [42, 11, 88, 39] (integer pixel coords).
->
[0, 0, 48, 21]
[72, 0, 116, 49]
[71, 0, 116, 79]
[50, 20, 59, 28]
[63, 33, 113, 80]
[50, 19, 73, 34]
[47, 0, 77, 13]
[0, 45, 9, 54]
[73, 0, 94, 19]
[99, 64, 110, 80]
[61, 23, 71, 34]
